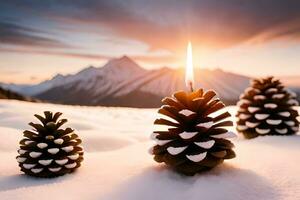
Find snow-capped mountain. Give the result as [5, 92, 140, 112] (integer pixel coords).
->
[1, 56, 145, 96]
[1, 56, 251, 107]
[1, 74, 70, 96]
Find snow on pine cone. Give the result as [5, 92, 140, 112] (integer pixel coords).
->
[236, 77, 300, 139]
[149, 89, 236, 176]
[16, 111, 84, 178]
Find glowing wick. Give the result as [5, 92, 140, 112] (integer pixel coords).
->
[185, 41, 194, 92]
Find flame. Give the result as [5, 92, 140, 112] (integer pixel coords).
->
[185, 41, 194, 91]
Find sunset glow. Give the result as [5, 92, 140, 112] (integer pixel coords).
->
[0, 1, 300, 84]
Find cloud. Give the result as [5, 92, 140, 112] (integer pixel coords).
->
[0, 21, 69, 48]
[38, 0, 300, 49]
[248, 21, 300, 43]
[0, 0, 300, 52]
[0, 47, 111, 60]
[0, 47, 175, 64]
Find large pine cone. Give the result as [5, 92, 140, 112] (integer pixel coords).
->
[149, 89, 236, 176]
[16, 111, 84, 178]
[237, 77, 299, 139]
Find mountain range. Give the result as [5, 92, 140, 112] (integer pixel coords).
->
[2, 56, 298, 108]
[0, 86, 37, 102]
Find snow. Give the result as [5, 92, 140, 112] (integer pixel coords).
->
[278, 111, 290, 117]
[239, 113, 251, 120]
[245, 121, 260, 128]
[0, 100, 300, 200]
[266, 119, 282, 125]
[248, 106, 260, 113]
[255, 113, 270, 120]
[194, 140, 215, 149]
[266, 88, 278, 93]
[196, 121, 214, 129]
[179, 131, 198, 139]
[47, 148, 59, 154]
[166, 146, 187, 155]
[256, 128, 271, 134]
[285, 121, 296, 126]
[254, 95, 266, 100]
[186, 152, 207, 162]
[275, 128, 288, 134]
[210, 131, 237, 139]
[178, 109, 196, 116]
[287, 99, 299, 106]
[264, 103, 278, 109]
[272, 94, 285, 99]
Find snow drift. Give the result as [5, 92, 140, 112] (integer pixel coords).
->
[0, 100, 299, 200]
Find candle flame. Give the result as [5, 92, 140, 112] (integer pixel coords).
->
[185, 41, 194, 92]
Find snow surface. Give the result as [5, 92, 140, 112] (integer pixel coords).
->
[0, 100, 299, 200]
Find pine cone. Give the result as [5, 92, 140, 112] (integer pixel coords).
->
[16, 111, 84, 178]
[149, 89, 236, 176]
[237, 77, 299, 139]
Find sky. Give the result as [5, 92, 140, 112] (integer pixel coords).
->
[0, 0, 300, 84]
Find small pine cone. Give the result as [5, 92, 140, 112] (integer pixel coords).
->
[149, 89, 236, 176]
[16, 111, 84, 178]
[237, 77, 299, 139]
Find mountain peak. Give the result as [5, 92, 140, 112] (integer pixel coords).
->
[85, 65, 96, 70]
[78, 65, 97, 74]
[119, 55, 132, 62]
[110, 55, 136, 66]
[52, 73, 64, 80]
[103, 55, 145, 73]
